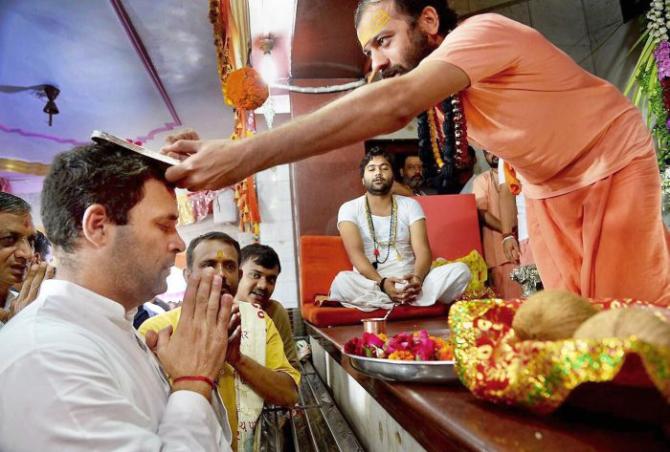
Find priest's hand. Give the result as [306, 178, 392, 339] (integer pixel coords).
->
[164, 128, 201, 151]
[156, 269, 236, 401]
[162, 132, 255, 191]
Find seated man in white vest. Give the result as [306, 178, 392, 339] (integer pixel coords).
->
[139, 232, 299, 451]
[329, 148, 471, 312]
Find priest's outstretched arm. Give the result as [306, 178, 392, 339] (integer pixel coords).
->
[162, 62, 470, 191]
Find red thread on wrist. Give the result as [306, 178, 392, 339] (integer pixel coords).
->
[173, 375, 217, 390]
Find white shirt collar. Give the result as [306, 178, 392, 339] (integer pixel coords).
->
[38, 280, 135, 326]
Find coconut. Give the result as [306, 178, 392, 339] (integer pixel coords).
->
[512, 290, 598, 341]
[572, 308, 624, 340]
[574, 307, 670, 348]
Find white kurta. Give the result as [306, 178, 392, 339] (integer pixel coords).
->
[0, 280, 231, 451]
[330, 195, 471, 311]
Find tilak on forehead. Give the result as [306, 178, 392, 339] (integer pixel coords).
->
[357, 6, 391, 48]
[216, 250, 225, 260]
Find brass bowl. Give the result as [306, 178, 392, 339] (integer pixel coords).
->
[362, 317, 386, 335]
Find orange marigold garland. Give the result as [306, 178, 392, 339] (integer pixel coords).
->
[224, 67, 269, 111]
[210, 0, 262, 239]
[231, 110, 261, 238]
[427, 108, 445, 168]
[209, 0, 233, 97]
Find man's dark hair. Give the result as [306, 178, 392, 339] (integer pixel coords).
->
[240, 243, 282, 273]
[0, 192, 31, 216]
[41, 142, 168, 253]
[402, 154, 422, 169]
[359, 146, 394, 177]
[34, 231, 51, 260]
[355, 0, 459, 37]
[186, 231, 241, 270]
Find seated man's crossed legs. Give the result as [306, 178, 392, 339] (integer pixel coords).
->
[330, 263, 471, 312]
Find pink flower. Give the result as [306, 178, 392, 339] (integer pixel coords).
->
[362, 332, 385, 348]
[415, 337, 436, 360]
[384, 332, 412, 355]
[412, 330, 436, 360]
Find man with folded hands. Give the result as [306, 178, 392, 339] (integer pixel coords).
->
[0, 142, 237, 451]
[140, 232, 299, 451]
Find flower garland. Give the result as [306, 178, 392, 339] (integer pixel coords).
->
[231, 110, 262, 238]
[209, 0, 262, 239]
[426, 108, 445, 168]
[208, 0, 233, 99]
[625, 0, 670, 173]
[223, 67, 268, 111]
[417, 93, 473, 194]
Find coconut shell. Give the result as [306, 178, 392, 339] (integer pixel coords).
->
[512, 290, 598, 341]
[574, 307, 670, 348]
[572, 309, 624, 340]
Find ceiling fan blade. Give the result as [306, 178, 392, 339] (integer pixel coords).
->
[0, 84, 49, 94]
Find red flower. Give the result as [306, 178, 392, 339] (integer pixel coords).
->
[344, 337, 363, 355]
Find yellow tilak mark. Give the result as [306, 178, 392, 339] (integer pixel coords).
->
[216, 251, 224, 260]
[357, 8, 391, 48]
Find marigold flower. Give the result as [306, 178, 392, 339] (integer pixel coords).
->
[388, 350, 415, 361]
[224, 67, 269, 110]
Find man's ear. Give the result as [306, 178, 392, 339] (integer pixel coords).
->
[418, 6, 440, 37]
[81, 204, 111, 248]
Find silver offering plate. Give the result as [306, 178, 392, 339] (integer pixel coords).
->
[90, 130, 179, 166]
[345, 354, 458, 384]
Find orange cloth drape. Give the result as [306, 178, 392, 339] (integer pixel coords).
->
[527, 151, 670, 306]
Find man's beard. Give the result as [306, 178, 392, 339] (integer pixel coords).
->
[365, 177, 393, 195]
[405, 175, 424, 189]
[381, 27, 436, 79]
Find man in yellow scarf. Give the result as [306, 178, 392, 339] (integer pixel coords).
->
[139, 232, 299, 451]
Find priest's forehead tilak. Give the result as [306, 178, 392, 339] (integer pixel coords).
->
[357, 5, 391, 48]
